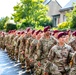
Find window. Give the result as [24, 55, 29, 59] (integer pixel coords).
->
[63, 15, 66, 22]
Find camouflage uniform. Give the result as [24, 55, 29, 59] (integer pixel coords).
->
[25, 36, 34, 70]
[1, 34, 6, 50]
[0, 33, 5, 49]
[7, 34, 14, 59]
[19, 34, 26, 68]
[47, 44, 74, 75]
[28, 39, 38, 74]
[13, 35, 20, 61]
[10, 34, 16, 60]
[5, 34, 10, 54]
[16, 35, 21, 62]
[68, 37, 76, 51]
[69, 52, 76, 75]
[36, 36, 58, 75]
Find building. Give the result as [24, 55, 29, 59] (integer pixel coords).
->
[59, 0, 76, 23]
[46, 0, 62, 26]
[46, 0, 76, 26]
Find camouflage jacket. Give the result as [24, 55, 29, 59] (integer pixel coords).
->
[37, 36, 58, 60]
[48, 43, 74, 71]
[68, 37, 76, 51]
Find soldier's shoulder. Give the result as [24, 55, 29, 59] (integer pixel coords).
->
[65, 44, 73, 50]
[51, 45, 58, 50]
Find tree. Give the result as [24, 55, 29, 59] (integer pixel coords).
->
[66, 3, 76, 29]
[0, 16, 9, 30]
[12, 0, 52, 29]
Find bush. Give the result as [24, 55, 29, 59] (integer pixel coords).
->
[57, 21, 70, 30]
[6, 23, 17, 32]
[35, 25, 44, 30]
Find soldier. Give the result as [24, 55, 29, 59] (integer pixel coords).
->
[5, 32, 10, 54]
[45, 32, 74, 75]
[25, 29, 36, 72]
[10, 30, 16, 60]
[68, 31, 76, 51]
[32, 30, 42, 75]
[18, 31, 26, 69]
[1, 32, 6, 50]
[26, 30, 42, 74]
[53, 30, 60, 39]
[15, 31, 22, 63]
[36, 26, 58, 75]
[13, 31, 20, 61]
[64, 30, 72, 44]
[69, 52, 76, 75]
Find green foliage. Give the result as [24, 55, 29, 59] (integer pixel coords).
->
[35, 25, 44, 30]
[0, 16, 9, 30]
[66, 3, 76, 29]
[5, 23, 17, 32]
[52, 27, 58, 30]
[57, 22, 70, 30]
[12, 0, 52, 29]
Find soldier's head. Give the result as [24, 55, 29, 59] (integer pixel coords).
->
[43, 26, 50, 36]
[67, 29, 72, 36]
[36, 30, 42, 40]
[26, 27, 32, 36]
[53, 30, 59, 38]
[17, 31, 21, 36]
[58, 32, 67, 43]
[64, 31, 70, 43]
[72, 31, 76, 38]
[31, 30, 36, 38]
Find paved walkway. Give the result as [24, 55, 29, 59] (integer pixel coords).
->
[0, 49, 30, 75]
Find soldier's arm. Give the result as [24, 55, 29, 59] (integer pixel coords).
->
[51, 36, 58, 45]
[25, 38, 30, 54]
[29, 41, 35, 56]
[48, 47, 55, 62]
[36, 40, 42, 60]
[67, 46, 74, 66]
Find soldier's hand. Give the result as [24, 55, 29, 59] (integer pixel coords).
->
[38, 61, 41, 67]
[21, 51, 25, 54]
[30, 59, 33, 62]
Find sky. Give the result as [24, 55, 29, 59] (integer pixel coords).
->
[0, 0, 70, 18]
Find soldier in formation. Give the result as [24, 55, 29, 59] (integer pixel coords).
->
[0, 27, 76, 75]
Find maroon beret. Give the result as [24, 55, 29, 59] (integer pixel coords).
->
[21, 31, 25, 34]
[72, 31, 76, 36]
[17, 32, 21, 34]
[32, 30, 35, 34]
[43, 26, 50, 32]
[13, 30, 16, 32]
[36, 30, 41, 35]
[58, 32, 67, 39]
[8, 30, 12, 34]
[53, 30, 59, 35]
[26, 27, 30, 32]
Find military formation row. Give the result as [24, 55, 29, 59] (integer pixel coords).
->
[0, 26, 76, 75]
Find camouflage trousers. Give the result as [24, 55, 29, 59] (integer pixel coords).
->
[69, 66, 76, 75]
[44, 61, 61, 75]
[14, 49, 19, 61]
[34, 58, 48, 75]
[19, 53, 25, 66]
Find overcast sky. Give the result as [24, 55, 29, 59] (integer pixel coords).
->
[0, 0, 70, 18]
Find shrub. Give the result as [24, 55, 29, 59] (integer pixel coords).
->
[6, 23, 17, 32]
[57, 21, 70, 30]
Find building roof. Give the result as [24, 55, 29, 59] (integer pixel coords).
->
[60, 0, 76, 12]
[44, 0, 62, 7]
[46, 0, 62, 16]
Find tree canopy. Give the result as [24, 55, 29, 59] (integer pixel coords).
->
[66, 3, 76, 29]
[0, 16, 9, 30]
[12, 0, 52, 29]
